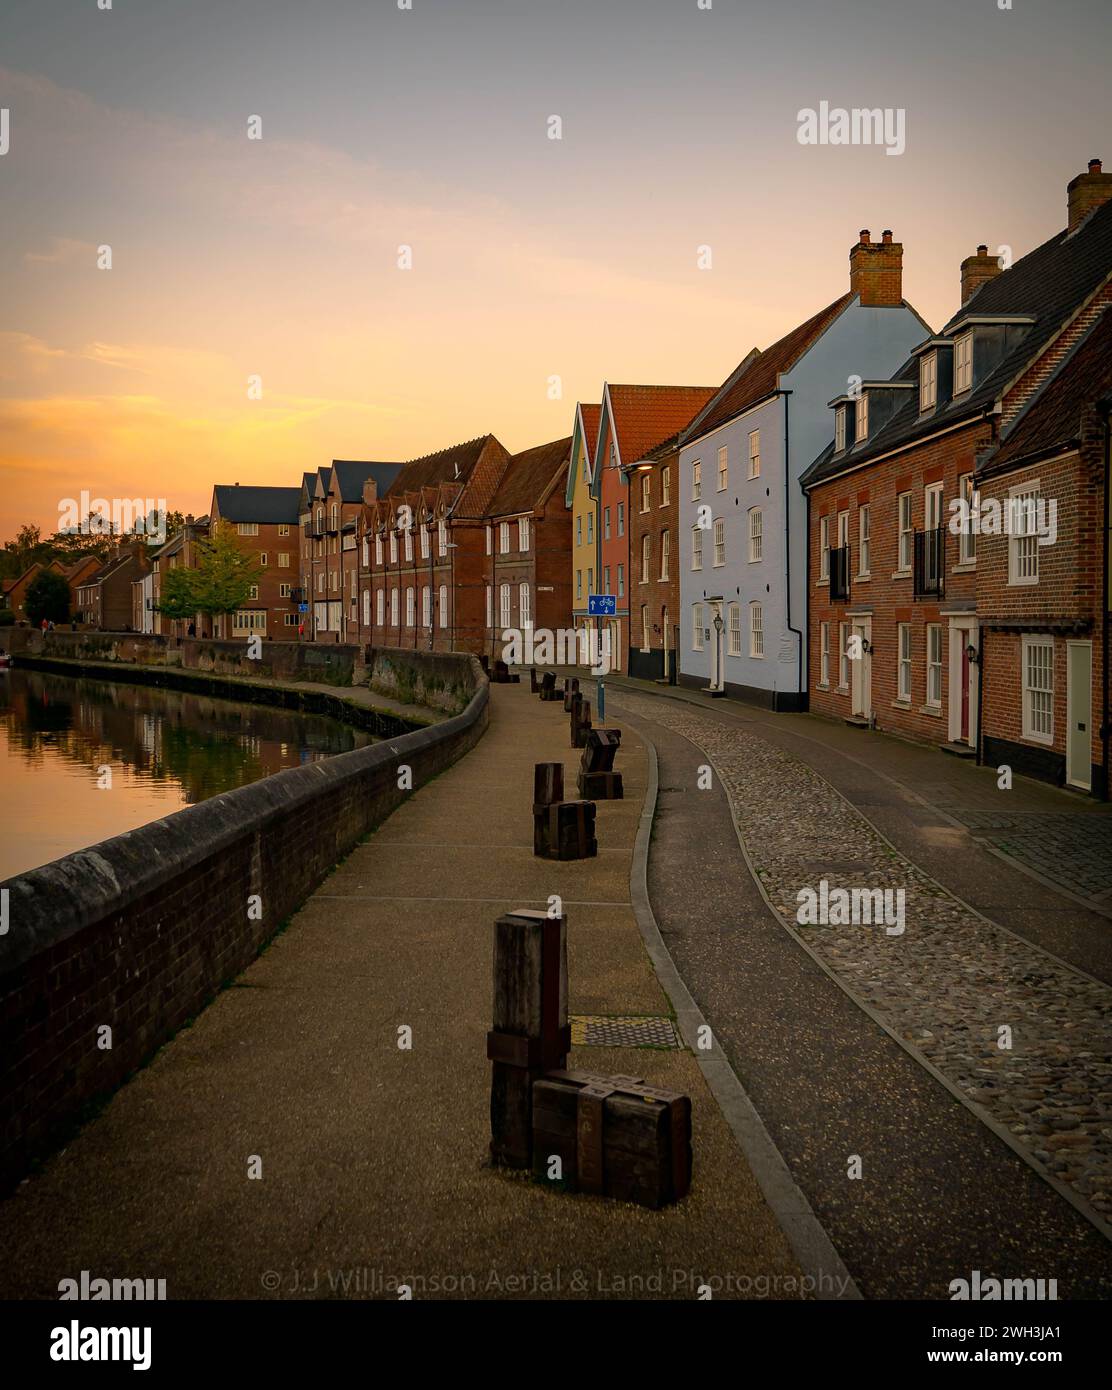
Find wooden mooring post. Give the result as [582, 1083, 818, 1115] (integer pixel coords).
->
[488, 909, 570, 1169]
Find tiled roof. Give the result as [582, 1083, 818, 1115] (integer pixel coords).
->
[212, 485, 302, 525]
[384, 435, 499, 496]
[329, 460, 403, 502]
[979, 306, 1112, 478]
[487, 436, 571, 517]
[802, 198, 1112, 489]
[605, 385, 718, 467]
[580, 403, 601, 462]
[683, 297, 854, 446]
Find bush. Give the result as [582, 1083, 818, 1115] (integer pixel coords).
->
[25, 570, 71, 626]
[0, 610, 14, 626]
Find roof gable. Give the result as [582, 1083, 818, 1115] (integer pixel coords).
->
[590, 383, 718, 498]
[488, 437, 571, 518]
[211, 485, 301, 525]
[564, 402, 601, 506]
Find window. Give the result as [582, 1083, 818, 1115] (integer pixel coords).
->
[236, 522, 258, 537]
[604, 566, 611, 594]
[617, 564, 624, 597]
[587, 512, 593, 543]
[898, 492, 913, 571]
[232, 609, 267, 633]
[485, 524, 492, 555]
[748, 508, 762, 563]
[1022, 636, 1054, 743]
[839, 622, 849, 687]
[330, 569, 339, 593]
[661, 467, 670, 506]
[391, 588, 399, 625]
[692, 527, 703, 570]
[360, 538, 369, 566]
[389, 530, 398, 563]
[278, 523, 290, 537]
[692, 604, 704, 651]
[713, 518, 725, 566]
[439, 519, 448, 556]
[1009, 483, 1040, 585]
[858, 506, 870, 575]
[279, 582, 293, 598]
[855, 394, 868, 442]
[259, 553, 268, 567]
[519, 582, 531, 628]
[576, 516, 582, 547]
[925, 482, 943, 533]
[316, 573, 325, 594]
[499, 521, 510, 554]
[438, 585, 447, 625]
[959, 474, 976, 564]
[750, 603, 764, 658]
[375, 534, 383, 565]
[485, 584, 492, 627]
[362, 588, 371, 626]
[898, 623, 912, 701]
[420, 525, 430, 559]
[330, 505, 338, 529]
[499, 582, 511, 629]
[284, 613, 299, 627]
[926, 624, 942, 706]
[641, 604, 650, 651]
[954, 332, 973, 394]
[819, 516, 830, 579]
[604, 508, 611, 540]
[748, 430, 760, 479]
[422, 586, 431, 628]
[640, 474, 651, 512]
[376, 588, 385, 625]
[692, 460, 701, 500]
[518, 517, 530, 551]
[820, 622, 830, 685]
[576, 569, 582, 599]
[727, 603, 741, 657]
[920, 351, 937, 411]
[834, 407, 847, 453]
[248, 584, 259, 600]
[717, 446, 728, 491]
[660, 530, 670, 581]
[617, 503, 625, 537]
[640, 533, 651, 581]
[405, 587, 415, 626]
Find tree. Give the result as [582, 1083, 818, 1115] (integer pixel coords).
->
[156, 522, 262, 625]
[25, 569, 71, 626]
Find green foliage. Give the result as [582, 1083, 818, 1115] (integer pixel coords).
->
[25, 569, 71, 626]
[156, 522, 262, 620]
[0, 610, 14, 626]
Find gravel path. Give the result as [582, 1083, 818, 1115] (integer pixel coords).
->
[614, 692, 1112, 1230]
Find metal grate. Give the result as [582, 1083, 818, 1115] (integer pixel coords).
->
[570, 1015, 683, 1049]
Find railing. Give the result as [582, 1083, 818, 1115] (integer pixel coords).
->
[829, 545, 850, 602]
[913, 527, 945, 599]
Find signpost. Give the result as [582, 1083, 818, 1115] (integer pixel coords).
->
[587, 594, 616, 617]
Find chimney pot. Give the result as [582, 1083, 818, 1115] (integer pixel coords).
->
[1090, 158, 1102, 174]
[977, 244, 988, 255]
[849, 229, 903, 307]
[859, 229, 870, 244]
[1068, 157, 1112, 233]
[881, 229, 892, 244]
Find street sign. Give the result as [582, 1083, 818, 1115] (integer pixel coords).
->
[298, 603, 309, 613]
[588, 594, 616, 616]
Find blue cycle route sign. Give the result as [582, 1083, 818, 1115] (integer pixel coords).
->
[588, 594, 616, 617]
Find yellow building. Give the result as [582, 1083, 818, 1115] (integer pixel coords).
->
[565, 401, 600, 642]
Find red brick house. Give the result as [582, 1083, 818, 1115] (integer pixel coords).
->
[209, 485, 301, 641]
[150, 516, 210, 638]
[623, 426, 691, 682]
[483, 436, 572, 662]
[357, 435, 512, 655]
[75, 541, 153, 630]
[801, 161, 1112, 775]
[2, 564, 44, 622]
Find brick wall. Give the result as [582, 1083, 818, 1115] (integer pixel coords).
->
[0, 654, 488, 1192]
[627, 447, 679, 680]
[32, 631, 358, 685]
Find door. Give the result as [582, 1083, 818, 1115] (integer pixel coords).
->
[850, 619, 870, 718]
[960, 644, 970, 742]
[1067, 641, 1092, 791]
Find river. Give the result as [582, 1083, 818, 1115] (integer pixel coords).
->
[0, 667, 372, 880]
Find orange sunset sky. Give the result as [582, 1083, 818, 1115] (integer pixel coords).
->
[2, 0, 1110, 539]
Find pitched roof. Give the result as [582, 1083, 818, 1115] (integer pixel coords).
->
[384, 435, 499, 496]
[488, 437, 571, 517]
[682, 297, 853, 446]
[803, 199, 1112, 488]
[328, 460, 403, 502]
[602, 384, 719, 470]
[580, 403, 601, 462]
[979, 306, 1112, 478]
[212, 485, 301, 525]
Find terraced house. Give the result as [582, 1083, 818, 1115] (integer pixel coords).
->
[679, 230, 929, 708]
[591, 384, 717, 674]
[357, 434, 512, 655]
[566, 401, 601, 646]
[209, 484, 301, 641]
[801, 161, 1112, 787]
[484, 436, 572, 663]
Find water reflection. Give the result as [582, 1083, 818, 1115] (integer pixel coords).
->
[0, 668, 372, 879]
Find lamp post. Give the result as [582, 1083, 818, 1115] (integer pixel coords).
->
[712, 610, 724, 694]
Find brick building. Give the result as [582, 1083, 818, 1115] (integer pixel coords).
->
[801, 161, 1112, 775]
[75, 540, 153, 630]
[149, 516, 210, 637]
[566, 401, 601, 643]
[209, 485, 301, 641]
[483, 436, 572, 662]
[357, 434, 512, 655]
[624, 429, 685, 681]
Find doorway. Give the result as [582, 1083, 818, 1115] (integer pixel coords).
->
[1067, 641, 1092, 791]
[850, 617, 871, 719]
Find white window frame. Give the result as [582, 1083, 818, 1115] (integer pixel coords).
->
[236, 522, 258, 537]
[717, 445, 728, 492]
[661, 466, 670, 506]
[499, 521, 510, 555]
[389, 530, 398, 563]
[499, 582, 512, 629]
[660, 530, 670, 581]
[748, 508, 762, 563]
[518, 517, 530, 552]
[438, 518, 448, 556]
[617, 503, 625, 537]
[438, 584, 448, 625]
[640, 473, 651, 512]
[919, 351, 937, 412]
[858, 506, 870, 576]
[749, 602, 764, 658]
[692, 604, 704, 651]
[897, 492, 913, 571]
[820, 622, 830, 685]
[958, 473, 976, 565]
[727, 603, 741, 657]
[375, 534, 383, 565]
[838, 621, 849, 688]
[834, 408, 846, 453]
[926, 624, 943, 707]
[405, 587, 415, 626]
[640, 533, 651, 582]
[713, 517, 725, 567]
[485, 584, 492, 627]
[641, 604, 650, 652]
[1008, 482, 1040, 586]
[422, 586, 432, 628]
[519, 582, 531, 629]
[819, 515, 830, 580]
[954, 332, 973, 395]
[748, 430, 760, 479]
[855, 393, 868, 443]
[390, 588, 399, 625]
[691, 460, 701, 501]
[1022, 635, 1054, 744]
[692, 526, 703, 571]
[376, 588, 385, 626]
[897, 623, 912, 701]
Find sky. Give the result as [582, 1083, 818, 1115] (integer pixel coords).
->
[2, 0, 1110, 539]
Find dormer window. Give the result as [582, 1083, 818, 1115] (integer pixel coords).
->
[855, 393, 869, 443]
[834, 407, 847, 453]
[954, 332, 973, 394]
[919, 351, 937, 411]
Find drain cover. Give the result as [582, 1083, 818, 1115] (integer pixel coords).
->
[570, 1015, 683, 1049]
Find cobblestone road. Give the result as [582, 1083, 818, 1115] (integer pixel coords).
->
[948, 809, 1112, 902]
[615, 691, 1112, 1231]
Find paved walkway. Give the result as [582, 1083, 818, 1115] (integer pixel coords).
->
[600, 684, 1112, 1297]
[0, 683, 800, 1301]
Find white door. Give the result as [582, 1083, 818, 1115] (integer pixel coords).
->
[1067, 641, 1092, 791]
[850, 619, 871, 718]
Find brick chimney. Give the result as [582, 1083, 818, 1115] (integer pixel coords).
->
[1068, 158, 1112, 234]
[960, 244, 1003, 304]
[849, 228, 903, 307]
